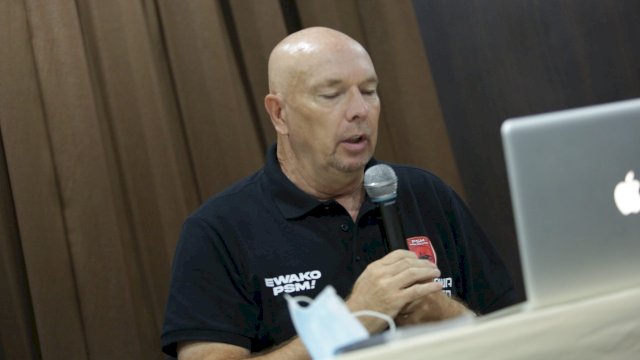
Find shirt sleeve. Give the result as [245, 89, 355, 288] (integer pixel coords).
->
[161, 216, 258, 357]
[445, 187, 519, 314]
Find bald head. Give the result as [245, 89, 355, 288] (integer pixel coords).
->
[268, 27, 372, 96]
[263, 27, 381, 195]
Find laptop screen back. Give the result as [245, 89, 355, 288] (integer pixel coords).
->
[501, 98, 640, 308]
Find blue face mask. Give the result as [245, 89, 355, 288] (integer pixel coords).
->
[285, 286, 394, 360]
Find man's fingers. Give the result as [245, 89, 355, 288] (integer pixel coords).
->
[378, 252, 437, 272]
[402, 281, 443, 302]
[389, 266, 441, 289]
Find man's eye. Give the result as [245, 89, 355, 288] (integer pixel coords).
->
[320, 93, 339, 99]
[361, 89, 377, 96]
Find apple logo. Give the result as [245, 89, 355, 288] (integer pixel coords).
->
[614, 171, 640, 216]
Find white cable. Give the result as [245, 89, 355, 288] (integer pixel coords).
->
[352, 310, 397, 333]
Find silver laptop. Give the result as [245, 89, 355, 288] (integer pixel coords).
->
[501, 98, 640, 311]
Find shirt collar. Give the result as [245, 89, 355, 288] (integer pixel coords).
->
[263, 144, 379, 219]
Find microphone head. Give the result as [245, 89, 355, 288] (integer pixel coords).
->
[364, 164, 398, 203]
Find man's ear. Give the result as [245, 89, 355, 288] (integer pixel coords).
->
[264, 94, 288, 135]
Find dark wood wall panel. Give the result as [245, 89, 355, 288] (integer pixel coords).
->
[75, 0, 198, 334]
[228, 0, 288, 147]
[0, 138, 39, 359]
[23, 0, 155, 357]
[157, 0, 266, 200]
[413, 0, 640, 300]
[0, 3, 36, 359]
[1, 0, 89, 358]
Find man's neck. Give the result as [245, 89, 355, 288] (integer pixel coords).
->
[277, 144, 365, 221]
[333, 186, 365, 222]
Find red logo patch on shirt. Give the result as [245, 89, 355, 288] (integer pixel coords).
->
[406, 236, 437, 264]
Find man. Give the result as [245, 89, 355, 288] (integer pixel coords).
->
[162, 27, 516, 359]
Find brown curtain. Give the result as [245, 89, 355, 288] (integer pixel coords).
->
[0, 0, 461, 358]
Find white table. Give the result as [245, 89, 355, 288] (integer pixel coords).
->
[337, 287, 640, 360]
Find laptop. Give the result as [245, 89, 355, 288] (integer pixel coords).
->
[500, 97, 640, 312]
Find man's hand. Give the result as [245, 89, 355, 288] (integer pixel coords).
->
[346, 250, 443, 333]
[395, 291, 473, 326]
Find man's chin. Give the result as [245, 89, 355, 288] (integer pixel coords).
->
[330, 155, 372, 173]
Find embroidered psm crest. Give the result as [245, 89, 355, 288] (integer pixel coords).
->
[406, 236, 437, 264]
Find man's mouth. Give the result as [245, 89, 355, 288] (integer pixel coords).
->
[344, 134, 366, 144]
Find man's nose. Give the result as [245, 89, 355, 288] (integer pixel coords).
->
[345, 88, 369, 121]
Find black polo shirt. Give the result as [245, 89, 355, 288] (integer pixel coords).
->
[161, 145, 516, 357]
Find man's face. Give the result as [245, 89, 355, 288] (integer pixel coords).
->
[282, 45, 380, 175]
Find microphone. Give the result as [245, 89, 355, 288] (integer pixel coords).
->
[364, 164, 407, 252]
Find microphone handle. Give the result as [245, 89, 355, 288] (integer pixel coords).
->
[378, 200, 407, 252]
